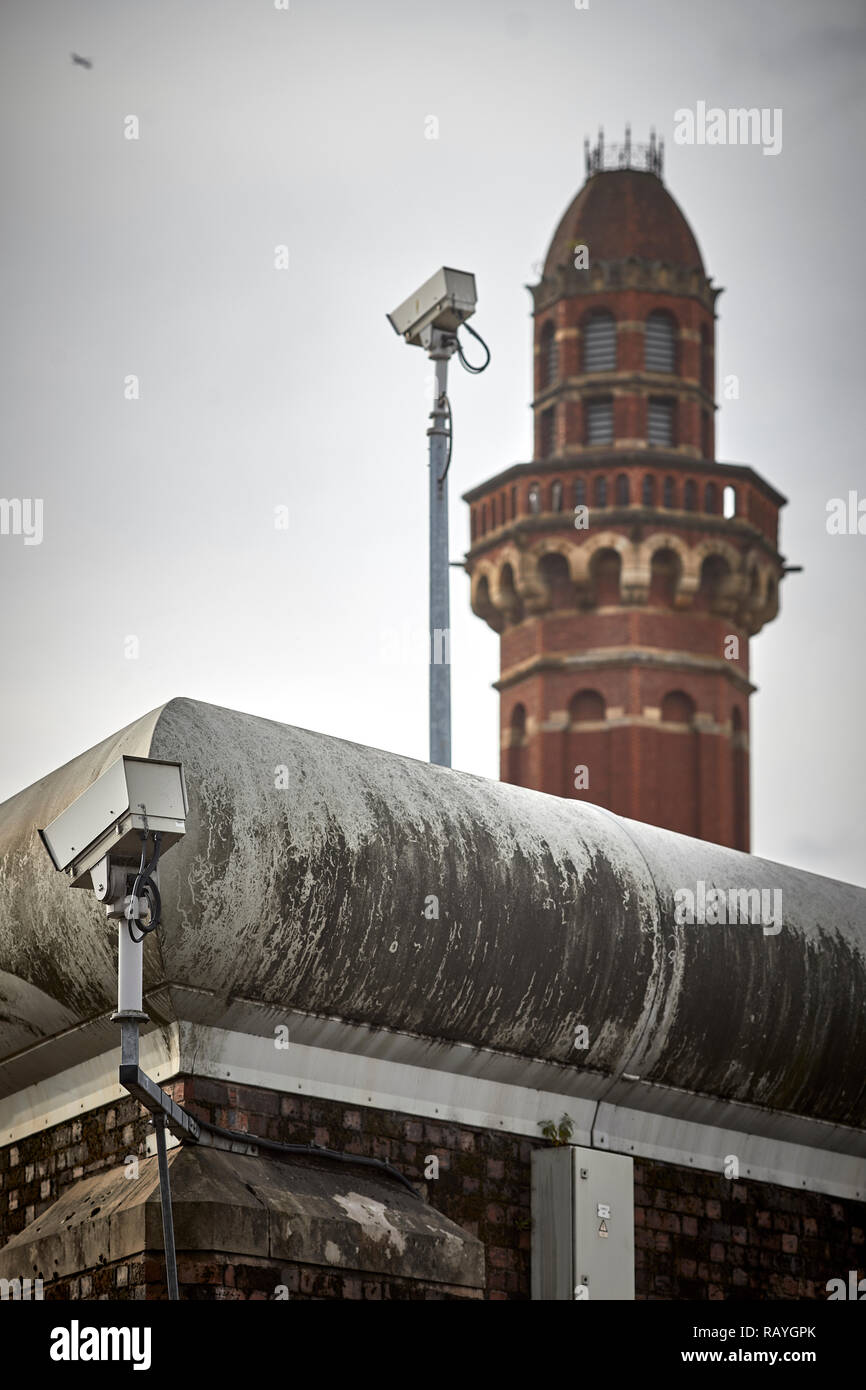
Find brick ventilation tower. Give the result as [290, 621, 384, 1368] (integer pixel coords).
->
[464, 129, 787, 850]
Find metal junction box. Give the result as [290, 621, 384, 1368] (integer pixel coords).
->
[531, 1145, 634, 1300]
[39, 756, 187, 886]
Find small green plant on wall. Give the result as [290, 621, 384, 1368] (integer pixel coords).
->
[539, 1113, 574, 1146]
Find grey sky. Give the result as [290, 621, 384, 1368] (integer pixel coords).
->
[1, 0, 864, 885]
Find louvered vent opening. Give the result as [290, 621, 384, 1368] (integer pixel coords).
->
[645, 314, 676, 373]
[583, 314, 617, 372]
[648, 400, 674, 446]
[539, 407, 555, 458]
[586, 400, 614, 444]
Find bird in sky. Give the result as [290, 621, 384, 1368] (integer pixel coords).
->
[71, 53, 93, 69]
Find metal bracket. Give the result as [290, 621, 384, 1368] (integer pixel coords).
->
[118, 1062, 263, 1155]
[118, 1063, 200, 1143]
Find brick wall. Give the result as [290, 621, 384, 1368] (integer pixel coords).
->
[34, 1255, 480, 1302]
[177, 1077, 533, 1301]
[2, 1076, 862, 1300]
[0, 1093, 150, 1247]
[634, 1160, 864, 1301]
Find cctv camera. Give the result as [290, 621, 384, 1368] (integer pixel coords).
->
[387, 267, 477, 348]
[39, 755, 187, 888]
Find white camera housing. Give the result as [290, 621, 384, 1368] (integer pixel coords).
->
[387, 267, 477, 348]
[39, 755, 187, 888]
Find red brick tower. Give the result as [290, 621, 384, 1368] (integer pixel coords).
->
[464, 130, 786, 850]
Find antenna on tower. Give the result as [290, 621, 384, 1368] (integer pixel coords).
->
[585, 125, 663, 177]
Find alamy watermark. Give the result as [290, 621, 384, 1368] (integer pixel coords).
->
[826, 491, 866, 535]
[674, 103, 782, 157]
[0, 498, 43, 545]
[380, 625, 450, 666]
[0, 1276, 43, 1300]
[50, 1322, 151, 1369]
[826, 1271, 865, 1300]
[674, 881, 783, 936]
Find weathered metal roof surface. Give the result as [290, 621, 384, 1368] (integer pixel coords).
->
[1, 697, 864, 1129]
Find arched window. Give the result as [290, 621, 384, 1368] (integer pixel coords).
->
[645, 312, 676, 372]
[539, 407, 555, 459]
[583, 311, 617, 372]
[642, 474, 656, 507]
[650, 547, 681, 606]
[704, 481, 718, 514]
[684, 479, 697, 511]
[590, 548, 621, 604]
[528, 482, 541, 515]
[573, 478, 587, 507]
[510, 484, 518, 519]
[507, 703, 528, 787]
[500, 563, 523, 624]
[615, 473, 629, 506]
[731, 706, 747, 850]
[663, 476, 675, 509]
[593, 475, 607, 507]
[570, 689, 606, 724]
[551, 479, 564, 512]
[585, 398, 613, 444]
[661, 690, 696, 724]
[697, 553, 730, 608]
[540, 320, 558, 388]
[470, 509, 477, 541]
[481, 502, 488, 533]
[539, 551, 572, 607]
[723, 484, 736, 518]
[648, 398, 675, 447]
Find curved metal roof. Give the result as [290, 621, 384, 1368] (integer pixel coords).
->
[1, 697, 864, 1136]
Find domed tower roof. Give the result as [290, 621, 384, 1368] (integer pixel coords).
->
[543, 132, 705, 275]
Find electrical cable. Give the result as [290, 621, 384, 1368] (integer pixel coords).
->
[127, 832, 163, 943]
[195, 1114, 422, 1199]
[435, 322, 490, 481]
[437, 392, 452, 483]
[456, 320, 491, 375]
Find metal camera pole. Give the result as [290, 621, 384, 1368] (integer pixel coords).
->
[387, 268, 484, 772]
[40, 759, 212, 1303]
[109, 857, 181, 1302]
[427, 331, 457, 768]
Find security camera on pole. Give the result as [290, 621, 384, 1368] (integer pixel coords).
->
[40, 755, 193, 1301]
[388, 268, 490, 768]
